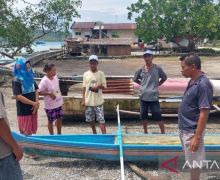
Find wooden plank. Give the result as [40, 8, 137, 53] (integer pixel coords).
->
[105, 86, 133, 90]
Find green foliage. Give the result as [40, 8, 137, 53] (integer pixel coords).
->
[0, 0, 81, 57]
[128, 0, 220, 45]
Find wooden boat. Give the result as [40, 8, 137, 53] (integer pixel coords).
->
[12, 132, 220, 161]
[62, 77, 220, 118]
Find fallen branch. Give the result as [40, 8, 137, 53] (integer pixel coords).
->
[127, 163, 171, 180]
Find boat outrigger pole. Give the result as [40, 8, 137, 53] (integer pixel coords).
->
[116, 104, 125, 180]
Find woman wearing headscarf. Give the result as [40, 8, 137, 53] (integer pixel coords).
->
[12, 57, 39, 136]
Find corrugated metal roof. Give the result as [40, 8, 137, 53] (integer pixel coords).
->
[71, 22, 136, 30]
[81, 38, 133, 45]
[71, 22, 96, 29]
[103, 23, 136, 30]
[66, 38, 133, 45]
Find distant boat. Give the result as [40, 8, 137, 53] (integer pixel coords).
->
[35, 41, 46, 45]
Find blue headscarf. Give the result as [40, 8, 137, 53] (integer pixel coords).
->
[13, 57, 35, 94]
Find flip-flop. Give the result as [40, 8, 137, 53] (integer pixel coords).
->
[24, 154, 39, 159]
[28, 154, 39, 159]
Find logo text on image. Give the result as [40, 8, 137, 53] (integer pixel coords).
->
[161, 156, 220, 174]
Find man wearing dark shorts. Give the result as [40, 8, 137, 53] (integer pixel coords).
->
[133, 50, 167, 133]
[179, 53, 213, 180]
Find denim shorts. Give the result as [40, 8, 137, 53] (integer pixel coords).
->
[0, 154, 23, 180]
[139, 100, 162, 121]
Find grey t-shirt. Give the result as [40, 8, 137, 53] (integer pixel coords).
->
[0, 92, 12, 159]
[133, 64, 167, 101]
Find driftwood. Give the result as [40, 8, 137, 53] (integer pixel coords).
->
[127, 163, 171, 180]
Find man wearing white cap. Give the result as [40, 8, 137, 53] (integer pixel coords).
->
[133, 49, 167, 133]
[82, 55, 107, 134]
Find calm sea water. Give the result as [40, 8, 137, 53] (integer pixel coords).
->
[31, 41, 63, 52]
[0, 42, 63, 62]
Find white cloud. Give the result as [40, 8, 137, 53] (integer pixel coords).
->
[77, 0, 136, 22]
[80, 0, 136, 14]
[15, 0, 41, 10]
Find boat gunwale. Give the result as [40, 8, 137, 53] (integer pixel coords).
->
[13, 132, 220, 149]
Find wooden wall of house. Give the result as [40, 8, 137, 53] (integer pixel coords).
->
[107, 45, 131, 56]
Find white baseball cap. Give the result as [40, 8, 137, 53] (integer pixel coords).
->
[143, 50, 153, 56]
[89, 55, 98, 61]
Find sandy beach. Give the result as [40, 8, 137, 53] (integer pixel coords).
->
[1, 56, 220, 179]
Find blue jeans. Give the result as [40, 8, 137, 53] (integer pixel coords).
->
[0, 154, 23, 180]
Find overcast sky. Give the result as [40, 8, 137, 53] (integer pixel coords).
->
[76, 0, 137, 22]
[15, 0, 137, 23]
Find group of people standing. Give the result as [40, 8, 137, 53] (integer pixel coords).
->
[134, 50, 213, 180]
[0, 58, 65, 179]
[12, 58, 64, 137]
[0, 51, 213, 180]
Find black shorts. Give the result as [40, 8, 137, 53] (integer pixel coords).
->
[139, 100, 162, 121]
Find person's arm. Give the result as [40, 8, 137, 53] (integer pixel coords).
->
[133, 68, 141, 84]
[38, 78, 52, 96]
[189, 82, 213, 152]
[93, 72, 107, 90]
[0, 118, 23, 161]
[35, 82, 39, 107]
[32, 87, 40, 114]
[13, 80, 39, 108]
[100, 72, 107, 90]
[82, 87, 86, 107]
[158, 79, 166, 86]
[158, 66, 167, 86]
[189, 108, 209, 152]
[16, 95, 39, 109]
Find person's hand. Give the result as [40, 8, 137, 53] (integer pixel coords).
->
[90, 86, 99, 92]
[189, 135, 200, 152]
[12, 145, 23, 161]
[32, 102, 40, 109]
[49, 92, 56, 100]
[31, 107, 37, 114]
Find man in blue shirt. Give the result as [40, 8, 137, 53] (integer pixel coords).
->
[178, 53, 213, 180]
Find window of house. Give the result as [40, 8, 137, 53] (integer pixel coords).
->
[112, 32, 119, 38]
[75, 32, 81, 35]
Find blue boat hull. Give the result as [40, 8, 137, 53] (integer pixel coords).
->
[12, 132, 220, 161]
